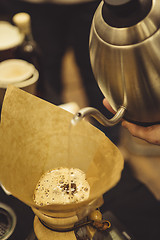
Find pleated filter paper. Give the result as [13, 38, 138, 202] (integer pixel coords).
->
[0, 85, 124, 214]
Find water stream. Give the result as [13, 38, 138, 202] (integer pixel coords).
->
[68, 115, 84, 202]
[68, 119, 78, 202]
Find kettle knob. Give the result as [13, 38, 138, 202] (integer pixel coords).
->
[104, 0, 132, 6]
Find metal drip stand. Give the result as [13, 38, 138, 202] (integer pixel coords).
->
[0, 203, 16, 240]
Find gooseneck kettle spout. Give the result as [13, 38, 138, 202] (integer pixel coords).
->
[72, 105, 126, 127]
[72, 52, 127, 127]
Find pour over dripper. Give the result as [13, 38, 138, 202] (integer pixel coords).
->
[0, 86, 124, 239]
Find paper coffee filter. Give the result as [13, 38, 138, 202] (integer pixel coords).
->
[0, 85, 124, 211]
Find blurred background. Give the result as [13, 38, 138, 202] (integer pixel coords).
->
[0, 0, 121, 145]
[1, 1, 160, 240]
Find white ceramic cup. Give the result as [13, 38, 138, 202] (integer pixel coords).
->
[0, 21, 24, 62]
[0, 59, 39, 106]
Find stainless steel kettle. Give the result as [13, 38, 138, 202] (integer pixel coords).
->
[72, 0, 160, 126]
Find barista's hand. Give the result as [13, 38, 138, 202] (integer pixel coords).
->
[103, 98, 160, 146]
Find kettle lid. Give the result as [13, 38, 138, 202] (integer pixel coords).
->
[93, 0, 160, 45]
[103, 0, 152, 28]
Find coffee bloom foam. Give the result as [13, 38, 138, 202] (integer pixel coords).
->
[33, 168, 90, 206]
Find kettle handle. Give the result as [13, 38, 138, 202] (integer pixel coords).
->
[71, 106, 126, 127]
